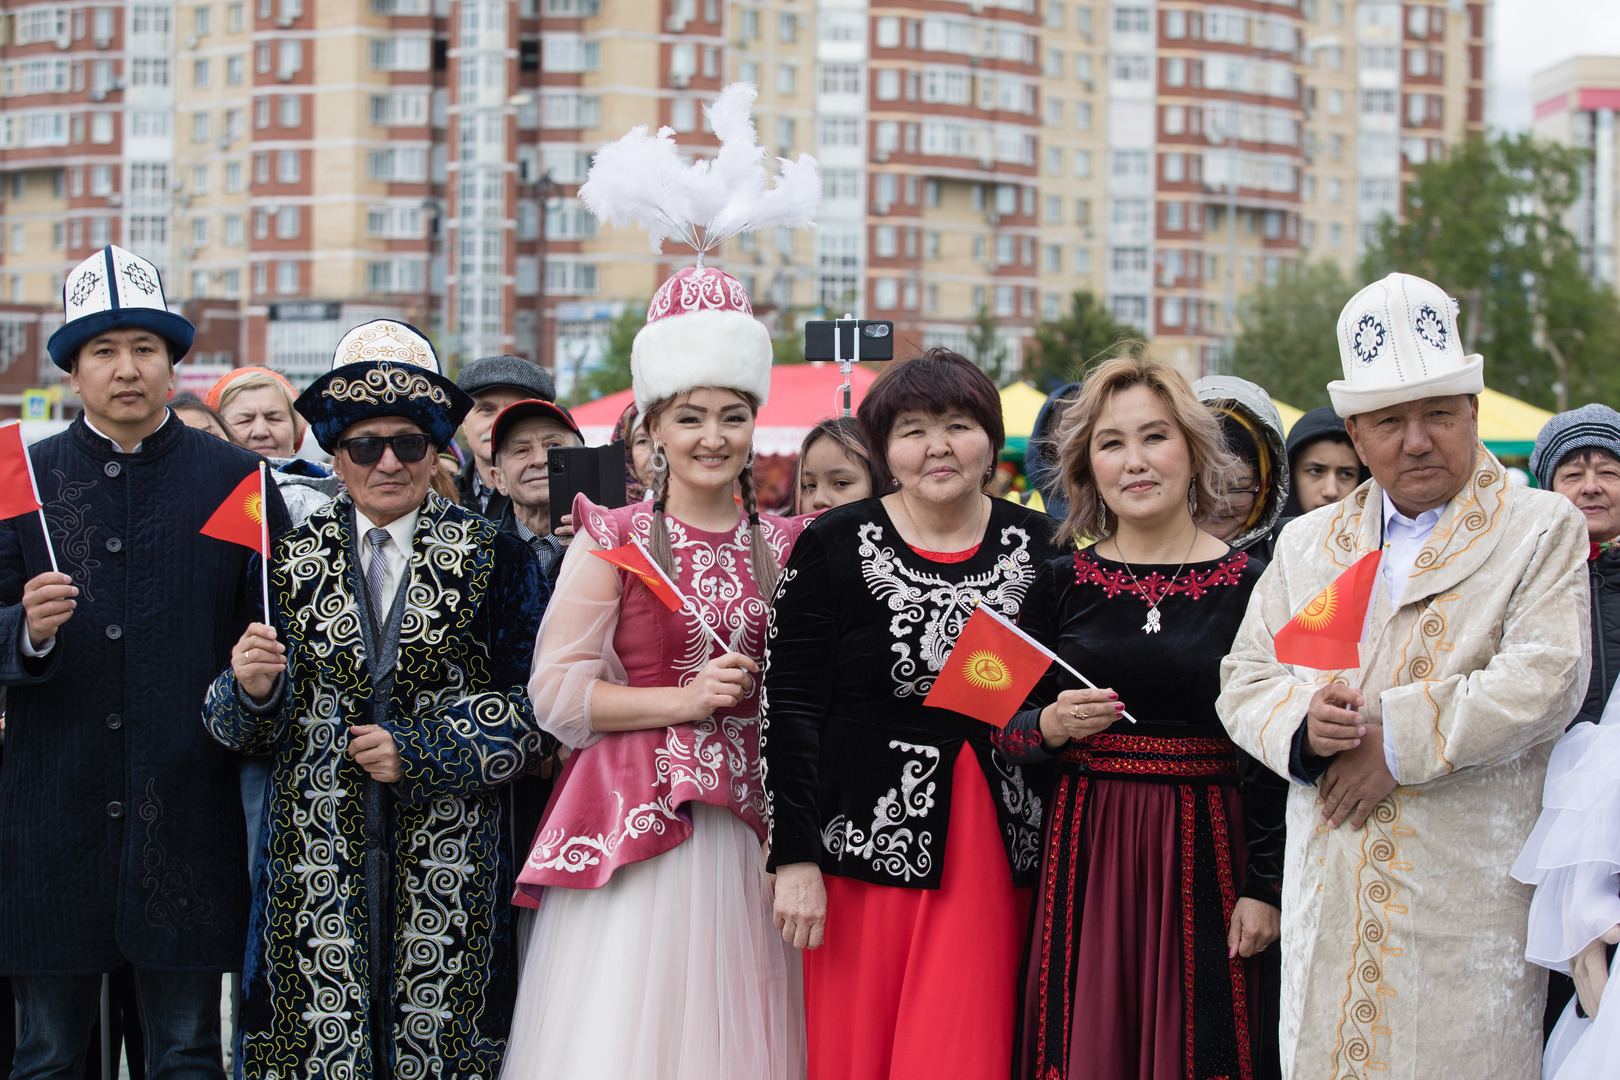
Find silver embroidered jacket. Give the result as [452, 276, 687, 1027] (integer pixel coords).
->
[204, 492, 551, 1080]
[762, 497, 1063, 889]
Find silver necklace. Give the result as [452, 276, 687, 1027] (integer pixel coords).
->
[1110, 528, 1199, 634]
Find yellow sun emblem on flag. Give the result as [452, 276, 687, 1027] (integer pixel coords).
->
[962, 650, 1013, 691]
[243, 491, 263, 525]
[1294, 582, 1339, 631]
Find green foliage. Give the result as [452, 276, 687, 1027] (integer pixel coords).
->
[966, 305, 1009, 385]
[1362, 133, 1620, 411]
[569, 302, 645, 405]
[1229, 260, 1356, 410]
[1029, 290, 1142, 390]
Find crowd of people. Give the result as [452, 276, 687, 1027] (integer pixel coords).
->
[5, 221, 1620, 1080]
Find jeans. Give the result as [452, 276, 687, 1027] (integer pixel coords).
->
[11, 970, 224, 1080]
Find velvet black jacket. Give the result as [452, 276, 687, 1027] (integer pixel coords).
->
[761, 497, 1063, 889]
[0, 413, 289, 973]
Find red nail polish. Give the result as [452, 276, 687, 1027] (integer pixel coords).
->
[1108, 691, 1118, 699]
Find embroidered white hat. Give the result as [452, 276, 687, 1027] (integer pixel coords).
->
[293, 319, 473, 452]
[1328, 273, 1483, 418]
[48, 245, 195, 370]
[630, 266, 773, 416]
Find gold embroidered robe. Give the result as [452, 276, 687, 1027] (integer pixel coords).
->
[1216, 448, 1591, 1080]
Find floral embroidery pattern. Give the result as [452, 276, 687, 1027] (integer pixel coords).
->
[1074, 549, 1248, 605]
[820, 740, 941, 882]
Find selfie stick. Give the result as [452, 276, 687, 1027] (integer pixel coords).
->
[837, 311, 860, 418]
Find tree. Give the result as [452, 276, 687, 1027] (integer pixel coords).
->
[1028, 290, 1141, 390]
[1361, 134, 1620, 411]
[569, 302, 645, 405]
[1229, 260, 1355, 411]
[966, 305, 1009, 384]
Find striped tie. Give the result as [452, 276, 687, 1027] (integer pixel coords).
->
[364, 527, 390, 624]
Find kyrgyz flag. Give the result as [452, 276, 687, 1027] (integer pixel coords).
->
[200, 466, 268, 554]
[1273, 550, 1383, 670]
[592, 537, 684, 611]
[924, 604, 1055, 728]
[0, 422, 44, 521]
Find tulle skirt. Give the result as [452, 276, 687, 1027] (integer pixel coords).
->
[499, 802, 806, 1080]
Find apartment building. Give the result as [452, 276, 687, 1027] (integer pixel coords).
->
[1532, 55, 1620, 291]
[0, 0, 1489, 417]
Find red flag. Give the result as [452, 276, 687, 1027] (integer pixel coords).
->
[924, 604, 1055, 728]
[201, 468, 268, 554]
[592, 538, 684, 612]
[0, 423, 43, 521]
[1273, 550, 1383, 670]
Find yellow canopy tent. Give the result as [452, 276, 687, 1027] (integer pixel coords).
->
[1477, 386, 1554, 458]
[1000, 381, 1051, 455]
[1271, 399, 1304, 435]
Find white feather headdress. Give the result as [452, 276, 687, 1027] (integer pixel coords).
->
[578, 83, 820, 263]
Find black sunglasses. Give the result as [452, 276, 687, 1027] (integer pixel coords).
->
[337, 433, 431, 466]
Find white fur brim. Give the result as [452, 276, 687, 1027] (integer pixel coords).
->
[1329, 354, 1484, 418]
[631, 308, 773, 416]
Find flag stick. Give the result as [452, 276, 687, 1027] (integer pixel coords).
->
[36, 508, 58, 574]
[258, 461, 271, 625]
[980, 602, 1139, 724]
[1049, 653, 1138, 724]
[15, 428, 59, 573]
[683, 600, 733, 655]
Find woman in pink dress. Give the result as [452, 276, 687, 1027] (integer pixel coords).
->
[499, 265, 807, 1080]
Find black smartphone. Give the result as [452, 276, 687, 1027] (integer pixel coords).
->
[803, 319, 895, 362]
[548, 440, 628, 533]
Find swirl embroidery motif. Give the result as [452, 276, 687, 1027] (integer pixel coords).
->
[856, 520, 1038, 697]
[322, 363, 451, 408]
[645, 266, 753, 322]
[46, 470, 100, 602]
[820, 740, 941, 882]
[211, 493, 527, 1080]
[526, 504, 794, 877]
[138, 778, 220, 936]
[1352, 313, 1386, 366]
[1412, 303, 1448, 350]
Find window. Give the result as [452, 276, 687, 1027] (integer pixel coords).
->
[875, 16, 900, 48]
[192, 112, 210, 143]
[279, 96, 302, 128]
[130, 111, 172, 137]
[1165, 9, 1186, 37]
[256, 97, 271, 129]
[128, 215, 168, 246]
[1044, 146, 1063, 175]
[541, 35, 600, 72]
[130, 59, 172, 87]
[190, 218, 209, 247]
[225, 161, 244, 192]
[254, 208, 269, 238]
[225, 215, 243, 245]
[873, 278, 898, 309]
[876, 69, 901, 101]
[257, 43, 272, 74]
[994, 285, 1015, 317]
[1160, 297, 1183, 327]
[1113, 55, 1151, 81]
[278, 40, 302, 76]
[1045, 49, 1064, 79]
[277, 261, 300, 295]
[777, 64, 797, 95]
[194, 59, 211, 88]
[1113, 7, 1150, 33]
[1163, 152, 1185, 182]
[226, 56, 244, 86]
[276, 207, 300, 238]
[820, 64, 861, 95]
[873, 226, 897, 258]
[1360, 90, 1394, 115]
[370, 37, 431, 72]
[1163, 106, 1186, 135]
[670, 99, 696, 133]
[778, 11, 797, 42]
[277, 150, 301, 183]
[819, 117, 860, 147]
[1046, 98, 1064, 126]
[16, 6, 68, 44]
[367, 148, 428, 183]
[1165, 58, 1186, 87]
[130, 5, 172, 34]
[1046, 1, 1065, 29]
[1165, 202, 1185, 230]
[253, 263, 268, 295]
[227, 3, 243, 32]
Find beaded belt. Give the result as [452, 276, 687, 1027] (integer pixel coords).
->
[1060, 732, 1239, 781]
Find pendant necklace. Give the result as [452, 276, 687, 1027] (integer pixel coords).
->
[1111, 526, 1199, 634]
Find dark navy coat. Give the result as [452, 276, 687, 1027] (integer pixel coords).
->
[0, 412, 289, 974]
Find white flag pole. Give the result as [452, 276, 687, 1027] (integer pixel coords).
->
[630, 537, 732, 654]
[258, 461, 271, 624]
[15, 429, 59, 574]
[979, 604, 1138, 724]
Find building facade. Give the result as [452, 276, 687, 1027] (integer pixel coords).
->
[0, 0, 1488, 418]
[1533, 55, 1620, 290]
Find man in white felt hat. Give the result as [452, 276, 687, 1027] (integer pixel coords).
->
[1217, 272, 1592, 1079]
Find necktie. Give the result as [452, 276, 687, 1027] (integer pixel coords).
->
[365, 527, 390, 624]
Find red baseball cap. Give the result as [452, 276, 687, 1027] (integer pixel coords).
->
[492, 399, 583, 460]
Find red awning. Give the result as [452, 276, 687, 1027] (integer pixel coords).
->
[573, 362, 886, 455]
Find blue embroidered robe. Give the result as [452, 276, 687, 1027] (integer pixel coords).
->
[204, 491, 551, 1080]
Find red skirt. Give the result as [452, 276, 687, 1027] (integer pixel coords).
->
[804, 746, 1031, 1080]
[1017, 766, 1258, 1080]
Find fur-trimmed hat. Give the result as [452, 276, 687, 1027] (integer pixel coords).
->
[630, 267, 773, 415]
[1329, 273, 1483, 418]
[578, 82, 818, 417]
[48, 245, 195, 370]
[294, 319, 472, 453]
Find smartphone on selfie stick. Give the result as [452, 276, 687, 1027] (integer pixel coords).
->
[803, 318, 895, 417]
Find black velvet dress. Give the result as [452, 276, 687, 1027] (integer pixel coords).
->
[1002, 547, 1287, 1080]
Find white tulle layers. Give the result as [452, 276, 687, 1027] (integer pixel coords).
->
[499, 803, 806, 1080]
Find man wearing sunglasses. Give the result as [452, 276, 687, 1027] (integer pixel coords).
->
[203, 320, 554, 1080]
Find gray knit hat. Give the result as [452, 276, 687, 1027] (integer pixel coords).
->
[456, 353, 556, 400]
[1530, 403, 1620, 489]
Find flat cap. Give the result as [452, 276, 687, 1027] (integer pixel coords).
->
[456, 353, 556, 401]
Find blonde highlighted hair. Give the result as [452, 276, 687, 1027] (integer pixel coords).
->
[1052, 354, 1240, 547]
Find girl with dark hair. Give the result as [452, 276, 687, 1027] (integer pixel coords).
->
[764, 348, 1063, 1079]
[794, 417, 878, 514]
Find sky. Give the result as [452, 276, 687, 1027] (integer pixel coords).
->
[1491, 0, 1620, 131]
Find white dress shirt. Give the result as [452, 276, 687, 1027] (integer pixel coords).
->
[17, 410, 172, 658]
[355, 507, 418, 618]
[1376, 492, 1444, 778]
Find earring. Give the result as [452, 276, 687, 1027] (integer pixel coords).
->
[650, 444, 668, 473]
[1096, 500, 1108, 535]
[745, 448, 756, 469]
[1187, 483, 1198, 516]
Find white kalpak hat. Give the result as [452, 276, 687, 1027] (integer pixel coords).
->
[1328, 272, 1484, 418]
[578, 82, 819, 416]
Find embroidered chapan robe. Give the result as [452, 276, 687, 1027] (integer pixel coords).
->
[1216, 448, 1591, 1080]
[204, 492, 551, 1080]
